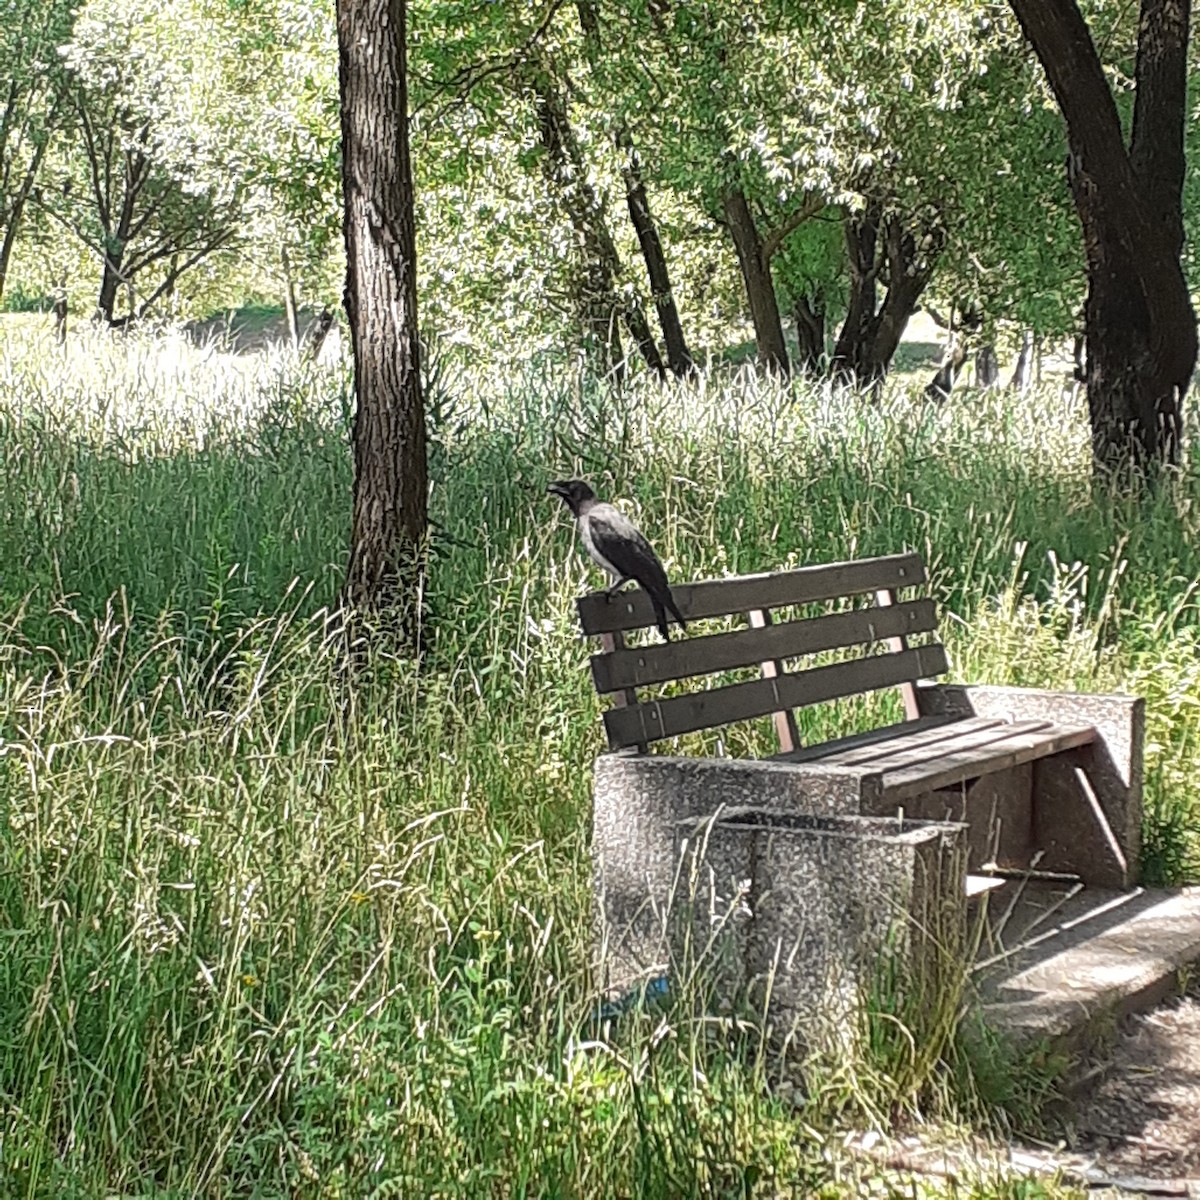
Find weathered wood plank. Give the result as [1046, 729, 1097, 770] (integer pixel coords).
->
[601, 629, 644, 753]
[603, 644, 949, 749]
[779, 715, 1005, 765]
[578, 552, 926, 635]
[590, 599, 939, 692]
[881, 723, 1097, 801]
[773, 715, 960, 763]
[844, 715, 1051, 772]
[819, 718, 1048, 770]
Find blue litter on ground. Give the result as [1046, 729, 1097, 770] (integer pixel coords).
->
[595, 975, 670, 1022]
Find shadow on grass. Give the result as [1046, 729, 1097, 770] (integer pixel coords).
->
[182, 304, 338, 355]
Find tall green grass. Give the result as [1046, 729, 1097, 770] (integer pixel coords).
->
[1, 321, 1197, 1195]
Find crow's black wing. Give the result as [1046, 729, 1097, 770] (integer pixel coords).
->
[585, 504, 670, 592]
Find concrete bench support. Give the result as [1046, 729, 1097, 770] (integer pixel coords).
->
[916, 684, 1144, 888]
[592, 754, 877, 994]
[671, 809, 968, 1037]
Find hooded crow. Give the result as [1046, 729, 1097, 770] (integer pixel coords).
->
[548, 479, 687, 641]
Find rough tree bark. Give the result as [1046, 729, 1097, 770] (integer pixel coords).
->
[53, 270, 67, 345]
[793, 294, 825, 374]
[723, 186, 788, 373]
[1009, 330, 1035, 392]
[1008, 0, 1196, 474]
[0, 133, 53, 305]
[975, 345, 1000, 389]
[923, 305, 983, 400]
[281, 243, 301, 350]
[337, 0, 428, 633]
[616, 129, 694, 377]
[94, 148, 145, 323]
[925, 338, 968, 401]
[831, 203, 880, 382]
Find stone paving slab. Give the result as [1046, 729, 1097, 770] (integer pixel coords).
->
[976, 883, 1200, 1045]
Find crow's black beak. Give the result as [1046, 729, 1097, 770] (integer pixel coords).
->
[546, 481, 568, 500]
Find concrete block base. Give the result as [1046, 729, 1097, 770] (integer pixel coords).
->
[671, 809, 968, 1038]
[917, 684, 1144, 888]
[592, 753, 876, 994]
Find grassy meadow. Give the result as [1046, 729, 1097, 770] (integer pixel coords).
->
[2, 318, 1199, 1196]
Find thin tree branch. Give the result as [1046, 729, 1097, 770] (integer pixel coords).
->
[413, 0, 569, 124]
[759, 192, 823, 264]
[131, 230, 235, 319]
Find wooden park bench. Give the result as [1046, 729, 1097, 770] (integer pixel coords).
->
[577, 552, 1146, 992]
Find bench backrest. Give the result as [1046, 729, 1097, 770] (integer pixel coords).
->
[578, 552, 947, 752]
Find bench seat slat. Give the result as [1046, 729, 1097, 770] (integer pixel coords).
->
[578, 552, 926, 636]
[819, 717, 1052, 769]
[776, 715, 1006, 765]
[591, 599, 939, 693]
[772, 715, 961, 762]
[881, 722, 1097, 801]
[602, 643, 948, 749]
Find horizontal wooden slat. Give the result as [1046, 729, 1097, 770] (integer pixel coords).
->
[603, 643, 949, 749]
[578, 553, 927, 636]
[881, 723, 1096, 801]
[821, 717, 1044, 769]
[777, 715, 984, 764]
[844, 715, 1051, 772]
[591, 599, 939, 693]
[774, 715, 959, 763]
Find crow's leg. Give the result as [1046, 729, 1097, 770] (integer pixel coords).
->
[604, 576, 631, 599]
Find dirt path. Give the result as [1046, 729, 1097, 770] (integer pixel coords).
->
[1065, 984, 1200, 1181]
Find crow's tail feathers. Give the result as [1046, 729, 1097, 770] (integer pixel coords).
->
[650, 596, 671, 642]
[665, 588, 687, 634]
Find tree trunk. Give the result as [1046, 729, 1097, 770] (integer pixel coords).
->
[53, 271, 67, 346]
[793, 294, 825, 374]
[617, 130, 694, 377]
[975, 345, 1000, 388]
[303, 307, 336, 362]
[96, 244, 124, 324]
[723, 186, 788, 374]
[0, 136, 51, 306]
[831, 204, 880, 382]
[574, 0, 691, 377]
[533, 71, 663, 380]
[864, 215, 939, 379]
[94, 147, 143, 324]
[1008, 0, 1196, 474]
[282, 243, 301, 350]
[1009, 330, 1035, 392]
[336, 0, 428, 633]
[925, 336, 968, 400]
[833, 206, 937, 388]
